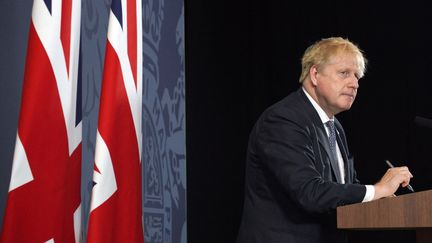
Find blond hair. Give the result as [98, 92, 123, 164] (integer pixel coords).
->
[299, 37, 367, 83]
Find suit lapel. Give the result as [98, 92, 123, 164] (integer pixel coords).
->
[317, 127, 342, 183]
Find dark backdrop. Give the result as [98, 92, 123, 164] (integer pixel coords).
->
[186, 0, 432, 243]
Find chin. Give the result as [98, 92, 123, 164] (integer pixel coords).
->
[343, 104, 353, 111]
[338, 103, 353, 112]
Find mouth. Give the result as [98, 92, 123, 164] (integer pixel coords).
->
[342, 93, 355, 100]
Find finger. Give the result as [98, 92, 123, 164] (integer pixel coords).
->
[395, 166, 409, 173]
[400, 175, 412, 185]
[389, 167, 408, 174]
[400, 167, 413, 177]
[398, 170, 413, 179]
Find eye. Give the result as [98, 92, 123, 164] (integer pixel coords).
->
[339, 71, 349, 77]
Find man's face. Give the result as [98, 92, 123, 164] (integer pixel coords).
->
[312, 53, 361, 117]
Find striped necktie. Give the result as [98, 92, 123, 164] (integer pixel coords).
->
[325, 120, 337, 161]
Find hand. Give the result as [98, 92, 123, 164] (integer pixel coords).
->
[373, 166, 413, 200]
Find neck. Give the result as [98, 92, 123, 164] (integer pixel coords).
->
[302, 82, 335, 118]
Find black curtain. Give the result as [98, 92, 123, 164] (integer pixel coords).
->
[186, 1, 432, 242]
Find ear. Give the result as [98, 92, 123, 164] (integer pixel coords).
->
[309, 65, 319, 86]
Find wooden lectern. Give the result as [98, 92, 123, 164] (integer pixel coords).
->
[337, 189, 432, 243]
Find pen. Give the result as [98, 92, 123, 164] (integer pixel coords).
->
[385, 160, 415, 192]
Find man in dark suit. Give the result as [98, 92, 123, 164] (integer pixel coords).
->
[236, 37, 413, 243]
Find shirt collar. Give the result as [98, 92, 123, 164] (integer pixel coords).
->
[302, 87, 334, 124]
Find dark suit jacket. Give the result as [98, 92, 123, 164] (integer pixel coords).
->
[237, 89, 366, 243]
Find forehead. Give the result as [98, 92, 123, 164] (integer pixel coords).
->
[326, 52, 361, 69]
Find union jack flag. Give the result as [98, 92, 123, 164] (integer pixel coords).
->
[0, 0, 82, 242]
[86, 0, 143, 242]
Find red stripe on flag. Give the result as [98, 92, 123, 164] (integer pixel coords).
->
[86, 42, 143, 243]
[0, 23, 81, 243]
[127, 0, 137, 87]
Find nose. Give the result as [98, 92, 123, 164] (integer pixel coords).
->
[348, 75, 359, 89]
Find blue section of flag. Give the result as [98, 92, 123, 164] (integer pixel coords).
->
[111, 0, 122, 28]
[43, 0, 51, 14]
[76, 39, 82, 126]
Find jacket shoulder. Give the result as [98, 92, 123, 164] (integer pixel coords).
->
[258, 90, 312, 127]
